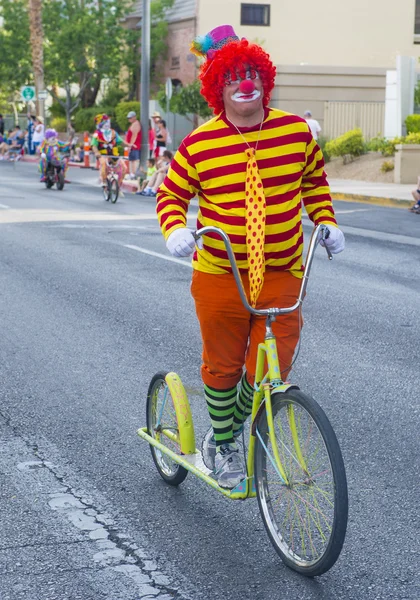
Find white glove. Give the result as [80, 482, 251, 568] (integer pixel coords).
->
[320, 226, 345, 254]
[41, 152, 47, 159]
[166, 228, 203, 258]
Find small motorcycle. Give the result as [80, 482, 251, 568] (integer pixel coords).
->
[44, 155, 68, 190]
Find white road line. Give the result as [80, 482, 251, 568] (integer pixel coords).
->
[124, 244, 193, 267]
[0, 203, 10, 209]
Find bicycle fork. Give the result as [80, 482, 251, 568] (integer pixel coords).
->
[253, 336, 309, 485]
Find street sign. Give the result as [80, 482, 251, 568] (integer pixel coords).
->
[165, 77, 173, 101]
[37, 90, 48, 100]
[21, 86, 36, 102]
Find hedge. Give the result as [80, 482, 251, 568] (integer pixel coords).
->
[325, 128, 365, 163]
[114, 101, 140, 132]
[50, 117, 67, 133]
[405, 114, 420, 134]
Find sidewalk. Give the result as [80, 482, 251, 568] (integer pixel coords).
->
[19, 155, 414, 208]
[329, 179, 413, 209]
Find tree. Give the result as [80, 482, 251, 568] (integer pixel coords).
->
[42, 0, 134, 125]
[158, 81, 212, 122]
[122, 0, 174, 99]
[0, 0, 32, 93]
[28, 0, 45, 117]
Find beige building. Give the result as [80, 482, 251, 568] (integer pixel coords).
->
[132, 0, 420, 138]
[197, 0, 420, 69]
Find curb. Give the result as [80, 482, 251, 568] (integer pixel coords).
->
[331, 192, 412, 210]
[15, 157, 413, 207]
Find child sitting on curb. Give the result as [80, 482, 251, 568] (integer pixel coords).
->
[136, 158, 156, 195]
[409, 175, 420, 213]
[137, 151, 173, 197]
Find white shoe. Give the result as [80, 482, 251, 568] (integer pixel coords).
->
[214, 444, 246, 489]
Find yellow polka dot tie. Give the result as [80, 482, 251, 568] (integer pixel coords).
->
[245, 147, 266, 307]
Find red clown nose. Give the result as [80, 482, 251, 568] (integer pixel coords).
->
[239, 79, 255, 95]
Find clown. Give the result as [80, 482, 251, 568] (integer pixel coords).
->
[91, 114, 125, 188]
[38, 128, 70, 182]
[156, 25, 345, 489]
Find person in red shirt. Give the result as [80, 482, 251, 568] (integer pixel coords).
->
[125, 111, 141, 179]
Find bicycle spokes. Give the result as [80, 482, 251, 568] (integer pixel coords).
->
[258, 398, 336, 566]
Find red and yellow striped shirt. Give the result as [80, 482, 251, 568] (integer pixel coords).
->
[156, 107, 337, 277]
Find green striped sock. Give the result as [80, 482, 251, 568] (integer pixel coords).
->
[233, 373, 254, 434]
[204, 384, 237, 451]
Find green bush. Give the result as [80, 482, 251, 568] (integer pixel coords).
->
[380, 160, 394, 173]
[366, 136, 403, 157]
[114, 101, 140, 133]
[404, 132, 420, 144]
[73, 106, 115, 133]
[405, 114, 420, 134]
[325, 128, 365, 163]
[317, 135, 330, 163]
[50, 117, 67, 132]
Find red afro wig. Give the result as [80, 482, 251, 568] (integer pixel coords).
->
[198, 39, 276, 115]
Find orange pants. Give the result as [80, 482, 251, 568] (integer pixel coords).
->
[191, 270, 302, 390]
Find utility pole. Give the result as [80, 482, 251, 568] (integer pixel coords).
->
[140, 0, 150, 170]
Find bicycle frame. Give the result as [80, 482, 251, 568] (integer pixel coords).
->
[138, 224, 332, 499]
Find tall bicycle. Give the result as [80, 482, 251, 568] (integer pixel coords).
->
[102, 156, 126, 203]
[138, 224, 348, 576]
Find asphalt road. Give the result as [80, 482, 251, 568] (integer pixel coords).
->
[0, 161, 419, 600]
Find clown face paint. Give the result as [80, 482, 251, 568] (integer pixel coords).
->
[232, 88, 261, 103]
[223, 66, 264, 126]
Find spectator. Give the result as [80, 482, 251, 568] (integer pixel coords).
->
[304, 110, 322, 140]
[409, 175, 420, 213]
[32, 116, 45, 153]
[27, 114, 36, 154]
[140, 150, 172, 196]
[0, 114, 4, 136]
[136, 157, 157, 195]
[154, 118, 168, 159]
[124, 110, 141, 179]
[148, 119, 155, 158]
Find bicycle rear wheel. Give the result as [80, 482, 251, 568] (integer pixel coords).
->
[254, 389, 348, 576]
[146, 372, 189, 486]
[109, 177, 119, 203]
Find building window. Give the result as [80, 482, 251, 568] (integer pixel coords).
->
[241, 3, 270, 26]
[414, 0, 420, 42]
[415, 0, 420, 33]
[171, 56, 180, 69]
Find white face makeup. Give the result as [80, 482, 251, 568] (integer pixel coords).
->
[232, 89, 261, 103]
[223, 66, 264, 125]
[225, 68, 261, 103]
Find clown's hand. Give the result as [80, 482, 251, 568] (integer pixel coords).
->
[320, 226, 345, 254]
[41, 152, 47, 159]
[166, 228, 203, 258]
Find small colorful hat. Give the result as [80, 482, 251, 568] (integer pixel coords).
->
[190, 24, 240, 60]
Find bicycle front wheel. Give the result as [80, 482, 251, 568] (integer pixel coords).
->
[110, 177, 119, 203]
[103, 181, 110, 201]
[146, 372, 188, 486]
[254, 389, 348, 576]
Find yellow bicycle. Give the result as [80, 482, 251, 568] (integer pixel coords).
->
[138, 224, 348, 576]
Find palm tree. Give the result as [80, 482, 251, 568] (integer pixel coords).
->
[28, 0, 44, 119]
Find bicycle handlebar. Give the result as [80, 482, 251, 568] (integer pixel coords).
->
[193, 224, 332, 317]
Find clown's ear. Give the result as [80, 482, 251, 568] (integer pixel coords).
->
[190, 34, 213, 58]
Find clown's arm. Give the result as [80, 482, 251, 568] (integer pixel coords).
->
[57, 140, 71, 154]
[156, 142, 201, 257]
[301, 135, 345, 254]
